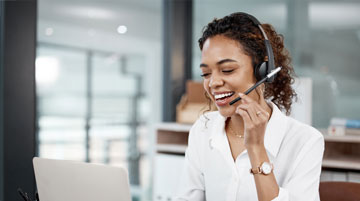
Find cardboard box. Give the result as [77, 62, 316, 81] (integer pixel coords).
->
[176, 81, 216, 124]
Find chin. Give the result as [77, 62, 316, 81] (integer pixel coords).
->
[217, 106, 236, 118]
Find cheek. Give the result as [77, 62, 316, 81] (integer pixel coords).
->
[227, 74, 255, 91]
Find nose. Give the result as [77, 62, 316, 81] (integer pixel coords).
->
[208, 73, 224, 88]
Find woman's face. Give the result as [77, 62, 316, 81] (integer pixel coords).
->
[201, 35, 259, 117]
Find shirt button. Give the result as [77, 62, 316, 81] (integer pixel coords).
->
[208, 139, 213, 149]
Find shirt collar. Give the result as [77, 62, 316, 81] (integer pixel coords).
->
[208, 113, 227, 153]
[208, 102, 288, 158]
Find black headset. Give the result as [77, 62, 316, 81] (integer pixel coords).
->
[235, 12, 276, 83]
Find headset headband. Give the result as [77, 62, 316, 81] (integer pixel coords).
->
[235, 12, 276, 82]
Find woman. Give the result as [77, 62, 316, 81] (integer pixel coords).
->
[175, 12, 324, 201]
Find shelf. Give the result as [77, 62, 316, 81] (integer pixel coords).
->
[156, 123, 190, 145]
[323, 157, 360, 170]
[156, 122, 192, 133]
[155, 124, 360, 172]
[324, 135, 360, 143]
[319, 128, 360, 143]
[156, 144, 187, 154]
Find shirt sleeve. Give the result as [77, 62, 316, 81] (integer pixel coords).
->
[271, 134, 325, 201]
[173, 121, 206, 201]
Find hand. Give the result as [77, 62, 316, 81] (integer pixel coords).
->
[235, 87, 270, 149]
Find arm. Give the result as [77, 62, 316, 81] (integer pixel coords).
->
[236, 91, 280, 201]
[247, 145, 280, 201]
[237, 91, 324, 201]
[247, 135, 324, 201]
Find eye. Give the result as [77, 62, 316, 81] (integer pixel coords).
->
[200, 73, 211, 78]
[222, 69, 234, 74]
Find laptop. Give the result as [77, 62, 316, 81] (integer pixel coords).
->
[33, 157, 132, 201]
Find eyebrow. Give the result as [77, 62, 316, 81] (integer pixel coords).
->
[200, 58, 237, 68]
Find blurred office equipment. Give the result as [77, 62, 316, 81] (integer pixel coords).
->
[176, 81, 216, 124]
[328, 117, 360, 136]
[33, 157, 131, 201]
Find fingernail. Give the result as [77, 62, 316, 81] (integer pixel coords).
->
[238, 92, 244, 97]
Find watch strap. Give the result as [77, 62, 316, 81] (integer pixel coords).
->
[250, 166, 262, 174]
[250, 162, 273, 175]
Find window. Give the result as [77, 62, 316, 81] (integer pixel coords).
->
[37, 0, 162, 200]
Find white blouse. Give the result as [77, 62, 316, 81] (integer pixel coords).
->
[174, 102, 324, 201]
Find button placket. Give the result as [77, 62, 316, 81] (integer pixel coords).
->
[226, 171, 240, 201]
[235, 153, 251, 193]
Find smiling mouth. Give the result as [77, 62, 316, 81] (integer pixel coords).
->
[214, 92, 235, 101]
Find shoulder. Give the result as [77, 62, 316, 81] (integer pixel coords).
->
[188, 111, 221, 142]
[190, 111, 220, 131]
[284, 116, 324, 150]
[287, 117, 323, 139]
[281, 117, 325, 173]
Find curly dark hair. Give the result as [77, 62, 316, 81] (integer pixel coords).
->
[199, 12, 297, 115]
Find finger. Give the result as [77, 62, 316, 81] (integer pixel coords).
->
[253, 103, 270, 120]
[238, 103, 259, 122]
[239, 92, 268, 121]
[238, 92, 254, 104]
[236, 107, 253, 128]
[239, 91, 271, 121]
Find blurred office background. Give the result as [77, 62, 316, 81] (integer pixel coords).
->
[1, 0, 360, 200]
[36, 1, 162, 200]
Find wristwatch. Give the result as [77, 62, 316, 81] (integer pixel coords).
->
[250, 162, 273, 175]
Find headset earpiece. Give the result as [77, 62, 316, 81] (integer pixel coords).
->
[255, 62, 268, 81]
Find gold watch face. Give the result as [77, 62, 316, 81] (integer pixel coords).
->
[261, 162, 272, 175]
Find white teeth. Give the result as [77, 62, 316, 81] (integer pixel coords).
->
[214, 92, 234, 100]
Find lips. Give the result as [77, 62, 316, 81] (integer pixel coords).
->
[213, 91, 235, 107]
